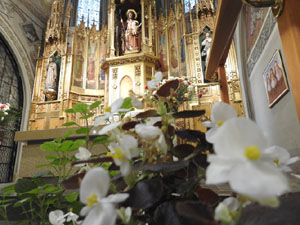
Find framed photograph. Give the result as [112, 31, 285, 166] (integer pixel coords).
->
[263, 50, 289, 107]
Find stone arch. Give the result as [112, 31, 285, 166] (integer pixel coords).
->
[0, 15, 35, 178]
[120, 75, 133, 98]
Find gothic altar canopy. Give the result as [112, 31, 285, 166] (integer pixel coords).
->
[28, 0, 243, 131]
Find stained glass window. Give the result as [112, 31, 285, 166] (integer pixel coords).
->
[185, 0, 196, 13]
[77, 0, 101, 29]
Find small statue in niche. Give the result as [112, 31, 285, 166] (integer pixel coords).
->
[201, 32, 212, 65]
[121, 9, 141, 53]
[44, 56, 58, 100]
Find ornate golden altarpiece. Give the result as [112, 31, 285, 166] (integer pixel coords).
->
[27, 0, 244, 132]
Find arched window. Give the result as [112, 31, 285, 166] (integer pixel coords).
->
[0, 35, 23, 183]
[77, 0, 101, 29]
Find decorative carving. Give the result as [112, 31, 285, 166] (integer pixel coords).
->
[112, 68, 118, 79]
[135, 65, 141, 76]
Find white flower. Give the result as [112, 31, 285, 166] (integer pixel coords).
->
[206, 117, 289, 201]
[94, 98, 128, 126]
[80, 167, 129, 225]
[215, 197, 239, 225]
[130, 96, 144, 109]
[147, 72, 162, 89]
[202, 102, 237, 143]
[264, 146, 299, 172]
[108, 134, 139, 176]
[49, 210, 66, 225]
[65, 211, 79, 223]
[75, 147, 92, 161]
[135, 124, 167, 154]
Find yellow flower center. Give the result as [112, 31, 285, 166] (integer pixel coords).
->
[216, 120, 224, 127]
[151, 76, 156, 80]
[104, 106, 111, 112]
[273, 158, 280, 165]
[108, 148, 124, 161]
[230, 210, 237, 217]
[244, 145, 261, 161]
[86, 194, 98, 207]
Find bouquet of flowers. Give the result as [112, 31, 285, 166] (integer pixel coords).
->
[0, 103, 10, 122]
[144, 72, 194, 112]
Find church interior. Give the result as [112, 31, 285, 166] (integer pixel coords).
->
[1, 0, 300, 224]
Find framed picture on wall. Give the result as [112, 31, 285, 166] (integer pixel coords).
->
[263, 50, 289, 107]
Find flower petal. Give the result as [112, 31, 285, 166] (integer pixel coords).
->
[98, 122, 122, 135]
[222, 197, 239, 212]
[214, 203, 232, 223]
[206, 155, 234, 184]
[75, 147, 92, 160]
[49, 210, 65, 225]
[202, 121, 215, 128]
[111, 98, 124, 113]
[94, 113, 110, 126]
[205, 127, 219, 143]
[213, 118, 267, 158]
[120, 159, 131, 176]
[157, 133, 167, 154]
[211, 102, 237, 123]
[135, 124, 161, 141]
[228, 161, 289, 199]
[101, 193, 129, 204]
[263, 146, 290, 163]
[81, 204, 116, 225]
[80, 167, 110, 203]
[155, 72, 163, 81]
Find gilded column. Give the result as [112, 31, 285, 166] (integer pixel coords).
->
[108, 0, 116, 57]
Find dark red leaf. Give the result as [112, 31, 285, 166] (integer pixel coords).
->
[72, 156, 113, 166]
[173, 110, 206, 119]
[122, 121, 140, 130]
[62, 173, 85, 190]
[157, 79, 179, 97]
[135, 109, 160, 118]
[195, 188, 219, 206]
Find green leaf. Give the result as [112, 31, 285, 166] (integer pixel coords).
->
[44, 185, 57, 194]
[60, 140, 74, 152]
[76, 127, 91, 134]
[40, 142, 60, 152]
[54, 137, 62, 143]
[90, 101, 102, 110]
[65, 108, 76, 113]
[79, 113, 94, 120]
[64, 192, 79, 202]
[63, 122, 77, 127]
[64, 130, 74, 139]
[92, 136, 109, 145]
[121, 97, 133, 109]
[73, 103, 89, 114]
[14, 198, 31, 207]
[0, 199, 14, 204]
[2, 190, 15, 199]
[68, 139, 86, 151]
[45, 154, 58, 160]
[45, 198, 57, 206]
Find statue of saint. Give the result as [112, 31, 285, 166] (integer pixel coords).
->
[201, 32, 212, 65]
[45, 57, 57, 90]
[121, 9, 141, 52]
